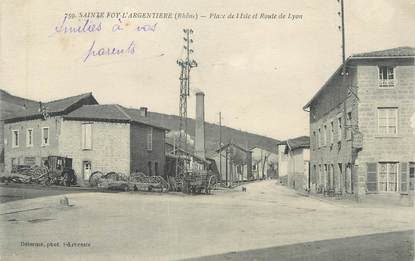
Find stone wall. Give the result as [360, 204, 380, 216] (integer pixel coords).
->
[130, 123, 166, 177]
[4, 117, 62, 173]
[59, 120, 131, 181]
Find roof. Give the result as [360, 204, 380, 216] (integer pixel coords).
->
[42, 93, 96, 112]
[165, 142, 209, 163]
[352, 46, 415, 58]
[0, 89, 39, 120]
[279, 136, 310, 151]
[4, 92, 98, 122]
[303, 46, 415, 109]
[64, 104, 169, 130]
[216, 142, 251, 153]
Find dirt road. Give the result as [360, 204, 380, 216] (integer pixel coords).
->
[0, 180, 413, 260]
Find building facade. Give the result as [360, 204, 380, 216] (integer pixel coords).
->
[250, 147, 278, 180]
[277, 136, 310, 191]
[4, 93, 98, 174]
[212, 143, 252, 184]
[304, 47, 415, 199]
[4, 98, 167, 184]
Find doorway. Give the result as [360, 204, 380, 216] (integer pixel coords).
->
[83, 161, 92, 181]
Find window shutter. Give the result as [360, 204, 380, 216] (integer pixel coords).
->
[81, 124, 92, 150]
[85, 124, 92, 149]
[366, 163, 377, 193]
[400, 162, 408, 194]
[81, 125, 86, 149]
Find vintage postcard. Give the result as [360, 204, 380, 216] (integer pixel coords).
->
[0, 0, 414, 260]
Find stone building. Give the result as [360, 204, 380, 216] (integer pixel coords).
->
[212, 143, 252, 184]
[277, 136, 310, 191]
[250, 147, 278, 180]
[303, 47, 415, 200]
[0, 90, 61, 171]
[3, 93, 168, 184]
[3, 92, 98, 173]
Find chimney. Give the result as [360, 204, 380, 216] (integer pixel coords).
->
[195, 92, 206, 160]
[139, 107, 148, 117]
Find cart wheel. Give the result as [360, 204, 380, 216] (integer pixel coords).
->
[148, 186, 153, 192]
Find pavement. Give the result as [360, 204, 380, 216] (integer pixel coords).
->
[0, 183, 95, 203]
[0, 180, 414, 261]
[188, 230, 414, 261]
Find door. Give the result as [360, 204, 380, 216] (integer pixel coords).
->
[83, 161, 92, 181]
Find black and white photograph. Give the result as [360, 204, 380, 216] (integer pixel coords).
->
[0, 0, 414, 260]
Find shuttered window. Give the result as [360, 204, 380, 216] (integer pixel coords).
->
[318, 128, 323, 148]
[378, 162, 398, 192]
[366, 163, 377, 192]
[337, 117, 342, 141]
[400, 162, 408, 194]
[81, 123, 92, 150]
[410, 163, 415, 191]
[312, 165, 317, 184]
[12, 130, 19, 148]
[41, 127, 49, 146]
[146, 127, 153, 151]
[346, 112, 352, 140]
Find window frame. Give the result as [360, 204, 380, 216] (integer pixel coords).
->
[41, 127, 50, 146]
[26, 128, 34, 147]
[337, 116, 342, 142]
[146, 127, 153, 151]
[346, 111, 352, 140]
[81, 123, 93, 150]
[378, 66, 395, 88]
[318, 128, 321, 148]
[378, 162, 399, 192]
[12, 129, 19, 148]
[377, 107, 398, 136]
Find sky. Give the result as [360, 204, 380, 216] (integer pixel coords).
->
[1, 0, 414, 140]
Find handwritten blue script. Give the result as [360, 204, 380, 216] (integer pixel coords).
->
[51, 15, 102, 36]
[83, 40, 135, 63]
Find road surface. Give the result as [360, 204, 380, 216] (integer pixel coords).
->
[0, 180, 413, 260]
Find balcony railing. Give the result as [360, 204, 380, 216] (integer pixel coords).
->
[379, 79, 394, 88]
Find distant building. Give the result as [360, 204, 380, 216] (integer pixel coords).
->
[3, 94, 168, 184]
[303, 47, 415, 199]
[250, 147, 278, 180]
[212, 143, 252, 184]
[165, 141, 218, 178]
[277, 136, 310, 191]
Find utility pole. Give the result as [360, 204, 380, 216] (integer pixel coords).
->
[340, 0, 346, 74]
[338, 0, 359, 198]
[339, 0, 348, 194]
[176, 29, 197, 188]
[225, 146, 228, 187]
[219, 112, 222, 183]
